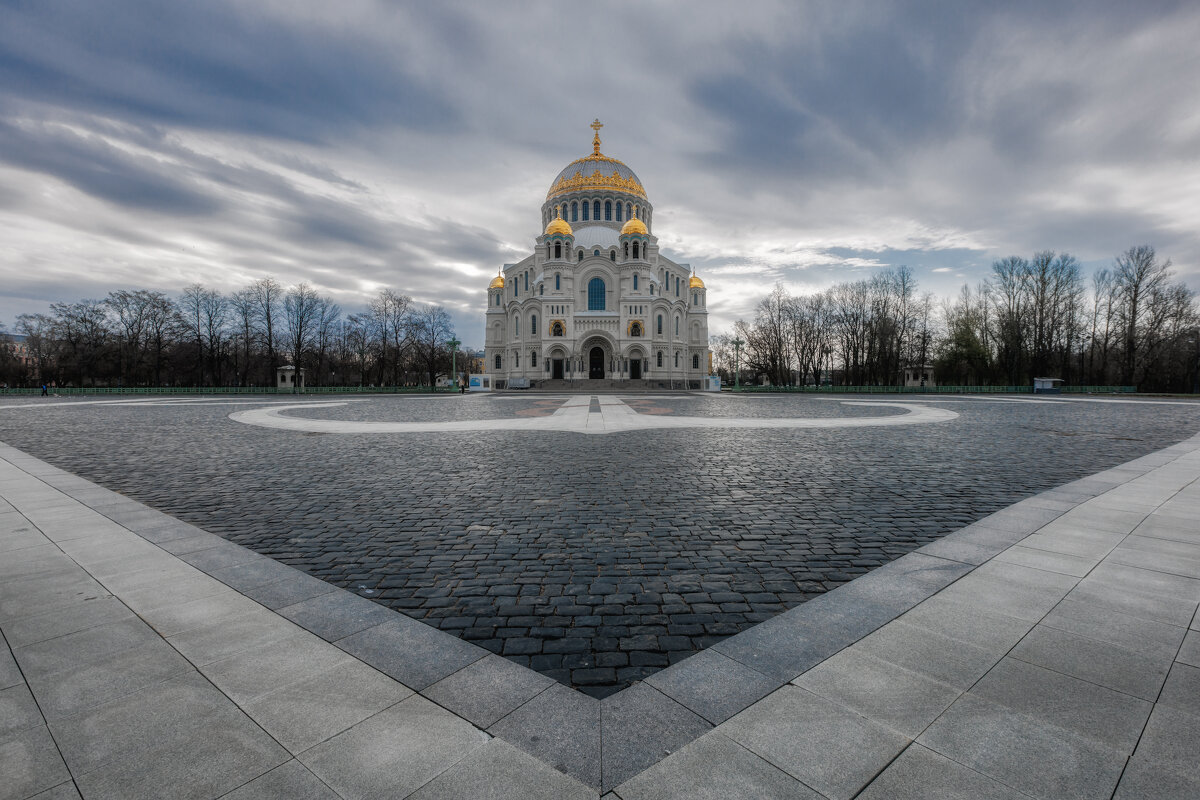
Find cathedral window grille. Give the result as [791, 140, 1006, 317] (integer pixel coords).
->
[571, 201, 578, 222]
[693, 354, 700, 369]
[657, 314, 663, 334]
[531, 352, 537, 367]
[587, 277, 605, 310]
[624, 242, 629, 259]
[633, 274, 638, 290]
[516, 353, 520, 367]
[676, 277, 680, 296]
[657, 351, 663, 367]
[582, 201, 589, 221]
[633, 242, 640, 259]
[615, 202, 622, 222]
[555, 273, 560, 290]
[554, 242, 562, 259]
[593, 200, 601, 219]
[531, 314, 537, 335]
[605, 201, 612, 221]
[674, 352, 679, 367]
[495, 354, 502, 369]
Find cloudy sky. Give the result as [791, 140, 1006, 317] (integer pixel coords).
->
[2, 1, 1198, 348]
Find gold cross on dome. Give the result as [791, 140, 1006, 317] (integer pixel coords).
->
[591, 118, 603, 154]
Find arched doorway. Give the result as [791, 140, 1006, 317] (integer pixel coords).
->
[589, 347, 605, 379]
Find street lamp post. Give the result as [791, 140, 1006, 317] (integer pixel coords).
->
[448, 337, 460, 390]
[732, 338, 744, 391]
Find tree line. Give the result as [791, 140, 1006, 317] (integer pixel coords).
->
[714, 246, 1199, 392]
[0, 278, 461, 389]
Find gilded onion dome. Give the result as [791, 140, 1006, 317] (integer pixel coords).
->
[546, 119, 646, 201]
[620, 217, 648, 236]
[544, 213, 573, 237]
[489, 273, 505, 289]
[689, 274, 706, 288]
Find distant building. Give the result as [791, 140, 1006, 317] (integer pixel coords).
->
[485, 120, 710, 388]
[903, 365, 936, 388]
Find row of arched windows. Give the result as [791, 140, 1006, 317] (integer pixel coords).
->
[544, 199, 650, 228]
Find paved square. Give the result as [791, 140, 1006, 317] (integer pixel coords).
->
[1, 392, 1196, 696]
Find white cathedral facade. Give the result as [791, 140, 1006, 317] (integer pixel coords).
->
[485, 121, 710, 389]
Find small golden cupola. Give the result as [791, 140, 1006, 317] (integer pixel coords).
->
[689, 272, 705, 288]
[544, 212, 573, 237]
[489, 271, 505, 289]
[620, 218, 648, 236]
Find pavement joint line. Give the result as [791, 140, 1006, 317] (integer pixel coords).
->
[3, 425, 1200, 795]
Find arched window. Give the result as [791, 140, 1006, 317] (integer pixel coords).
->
[594, 249, 600, 257]
[674, 352, 679, 367]
[561, 203, 568, 219]
[531, 351, 537, 367]
[571, 201, 578, 222]
[609, 250, 615, 262]
[578, 250, 583, 262]
[657, 351, 663, 367]
[626, 202, 632, 220]
[693, 292, 698, 305]
[539, 284, 544, 296]
[615, 202, 622, 222]
[631, 322, 642, 337]
[552, 321, 564, 337]
[676, 277, 680, 296]
[605, 201, 612, 221]
[555, 273, 561, 291]
[693, 354, 700, 369]
[657, 314, 663, 334]
[531, 314, 537, 335]
[515, 352, 519, 367]
[633, 242, 640, 259]
[524, 273, 529, 292]
[675, 317, 680, 336]
[633, 275, 639, 290]
[593, 200, 601, 219]
[514, 317, 520, 337]
[494, 354, 502, 370]
[582, 201, 589, 221]
[554, 242, 561, 259]
[587, 277, 605, 310]
[494, 294, 500, 306]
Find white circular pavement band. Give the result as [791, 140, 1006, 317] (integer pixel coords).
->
[228, 397, 959, 436]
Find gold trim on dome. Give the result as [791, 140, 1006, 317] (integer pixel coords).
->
[547, 169, 646, 201]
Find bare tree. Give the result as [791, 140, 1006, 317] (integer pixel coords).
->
[283, 283, 322, 391]
[251, 277, 283, 383]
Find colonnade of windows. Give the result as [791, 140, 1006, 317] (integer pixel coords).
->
[544, 198, 651, 229]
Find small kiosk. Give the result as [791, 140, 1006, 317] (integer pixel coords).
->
[276, 365, 305, 392]
[1033, 377, 1063, 394]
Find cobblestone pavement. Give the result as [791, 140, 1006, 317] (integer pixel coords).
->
[1, 393, 1197, 696]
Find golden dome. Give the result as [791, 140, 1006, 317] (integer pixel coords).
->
[545, 119, 647, 201]
[689, 274, 705, 289]
[620, 218, 648, 236]
[544, 214, 573, 237]
[489, 273, 505, 289]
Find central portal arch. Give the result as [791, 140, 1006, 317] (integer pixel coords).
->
[589, 347, 605, 379]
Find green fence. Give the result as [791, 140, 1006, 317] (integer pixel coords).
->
[0, 386, 457, 396]
[728, 385, 1137, 394]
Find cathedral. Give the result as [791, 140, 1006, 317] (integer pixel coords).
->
[485, 121, 710, 389]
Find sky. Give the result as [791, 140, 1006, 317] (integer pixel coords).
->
[1, 0, 1198, 349]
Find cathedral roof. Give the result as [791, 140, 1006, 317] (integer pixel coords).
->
[546, 119, 646, 201]
[572, 225, 621, 250]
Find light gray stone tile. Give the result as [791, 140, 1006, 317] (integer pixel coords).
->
[423, 653, 555, 729]
[993, 545, 1096, 577]
[857, 743, 1029, 800]
[15, 617, 159, 678]
[26, 782, 82, 800]
[600, 684, 712, 792]
[1156, 662, 1200, 716]
[918, 693, 1126, 800]
[0, 683, 43, 740]
[0, 570, 110, 624]
[72, 707, 289, 800]
[913, 536, 998, 566]
[242, 658, 412, 754]
[0, 726, 71, 800]
[855, 621, 1001, 688]
[488, 684, 600, 789]
[721, 686, 909, 800]
[0, 597, 133, 649]
[971, 657, 1151, 752]
[240, 572, 339, 610]
[614, 731, 822, 800]
[48, 671, 235, 775]
[1041, 598, 1187, 659]
[644, 648, 781, 726]
[0, 640, 21, 690]
[199, 631, 352, 705]
[166, 608, 299, 666]
[220, 760, 340, 800]
[136, 590, 263, 638]
[23, 639, 193, 721]
[1126, 704, 1200, 778]
[793, 648, 962, 738]
[300, 695, 488, 800]
[1010, 625, 1170, 701]
[278, 591, 397, 642]
[1109, 545, 1200, 579]
[1114, 752, 1200, 800]
[1066, 578, 1198, 627]
[1177, 629, 1200, 667]
[895, 594, 1034, 652]
[408, 738, 595, 800]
